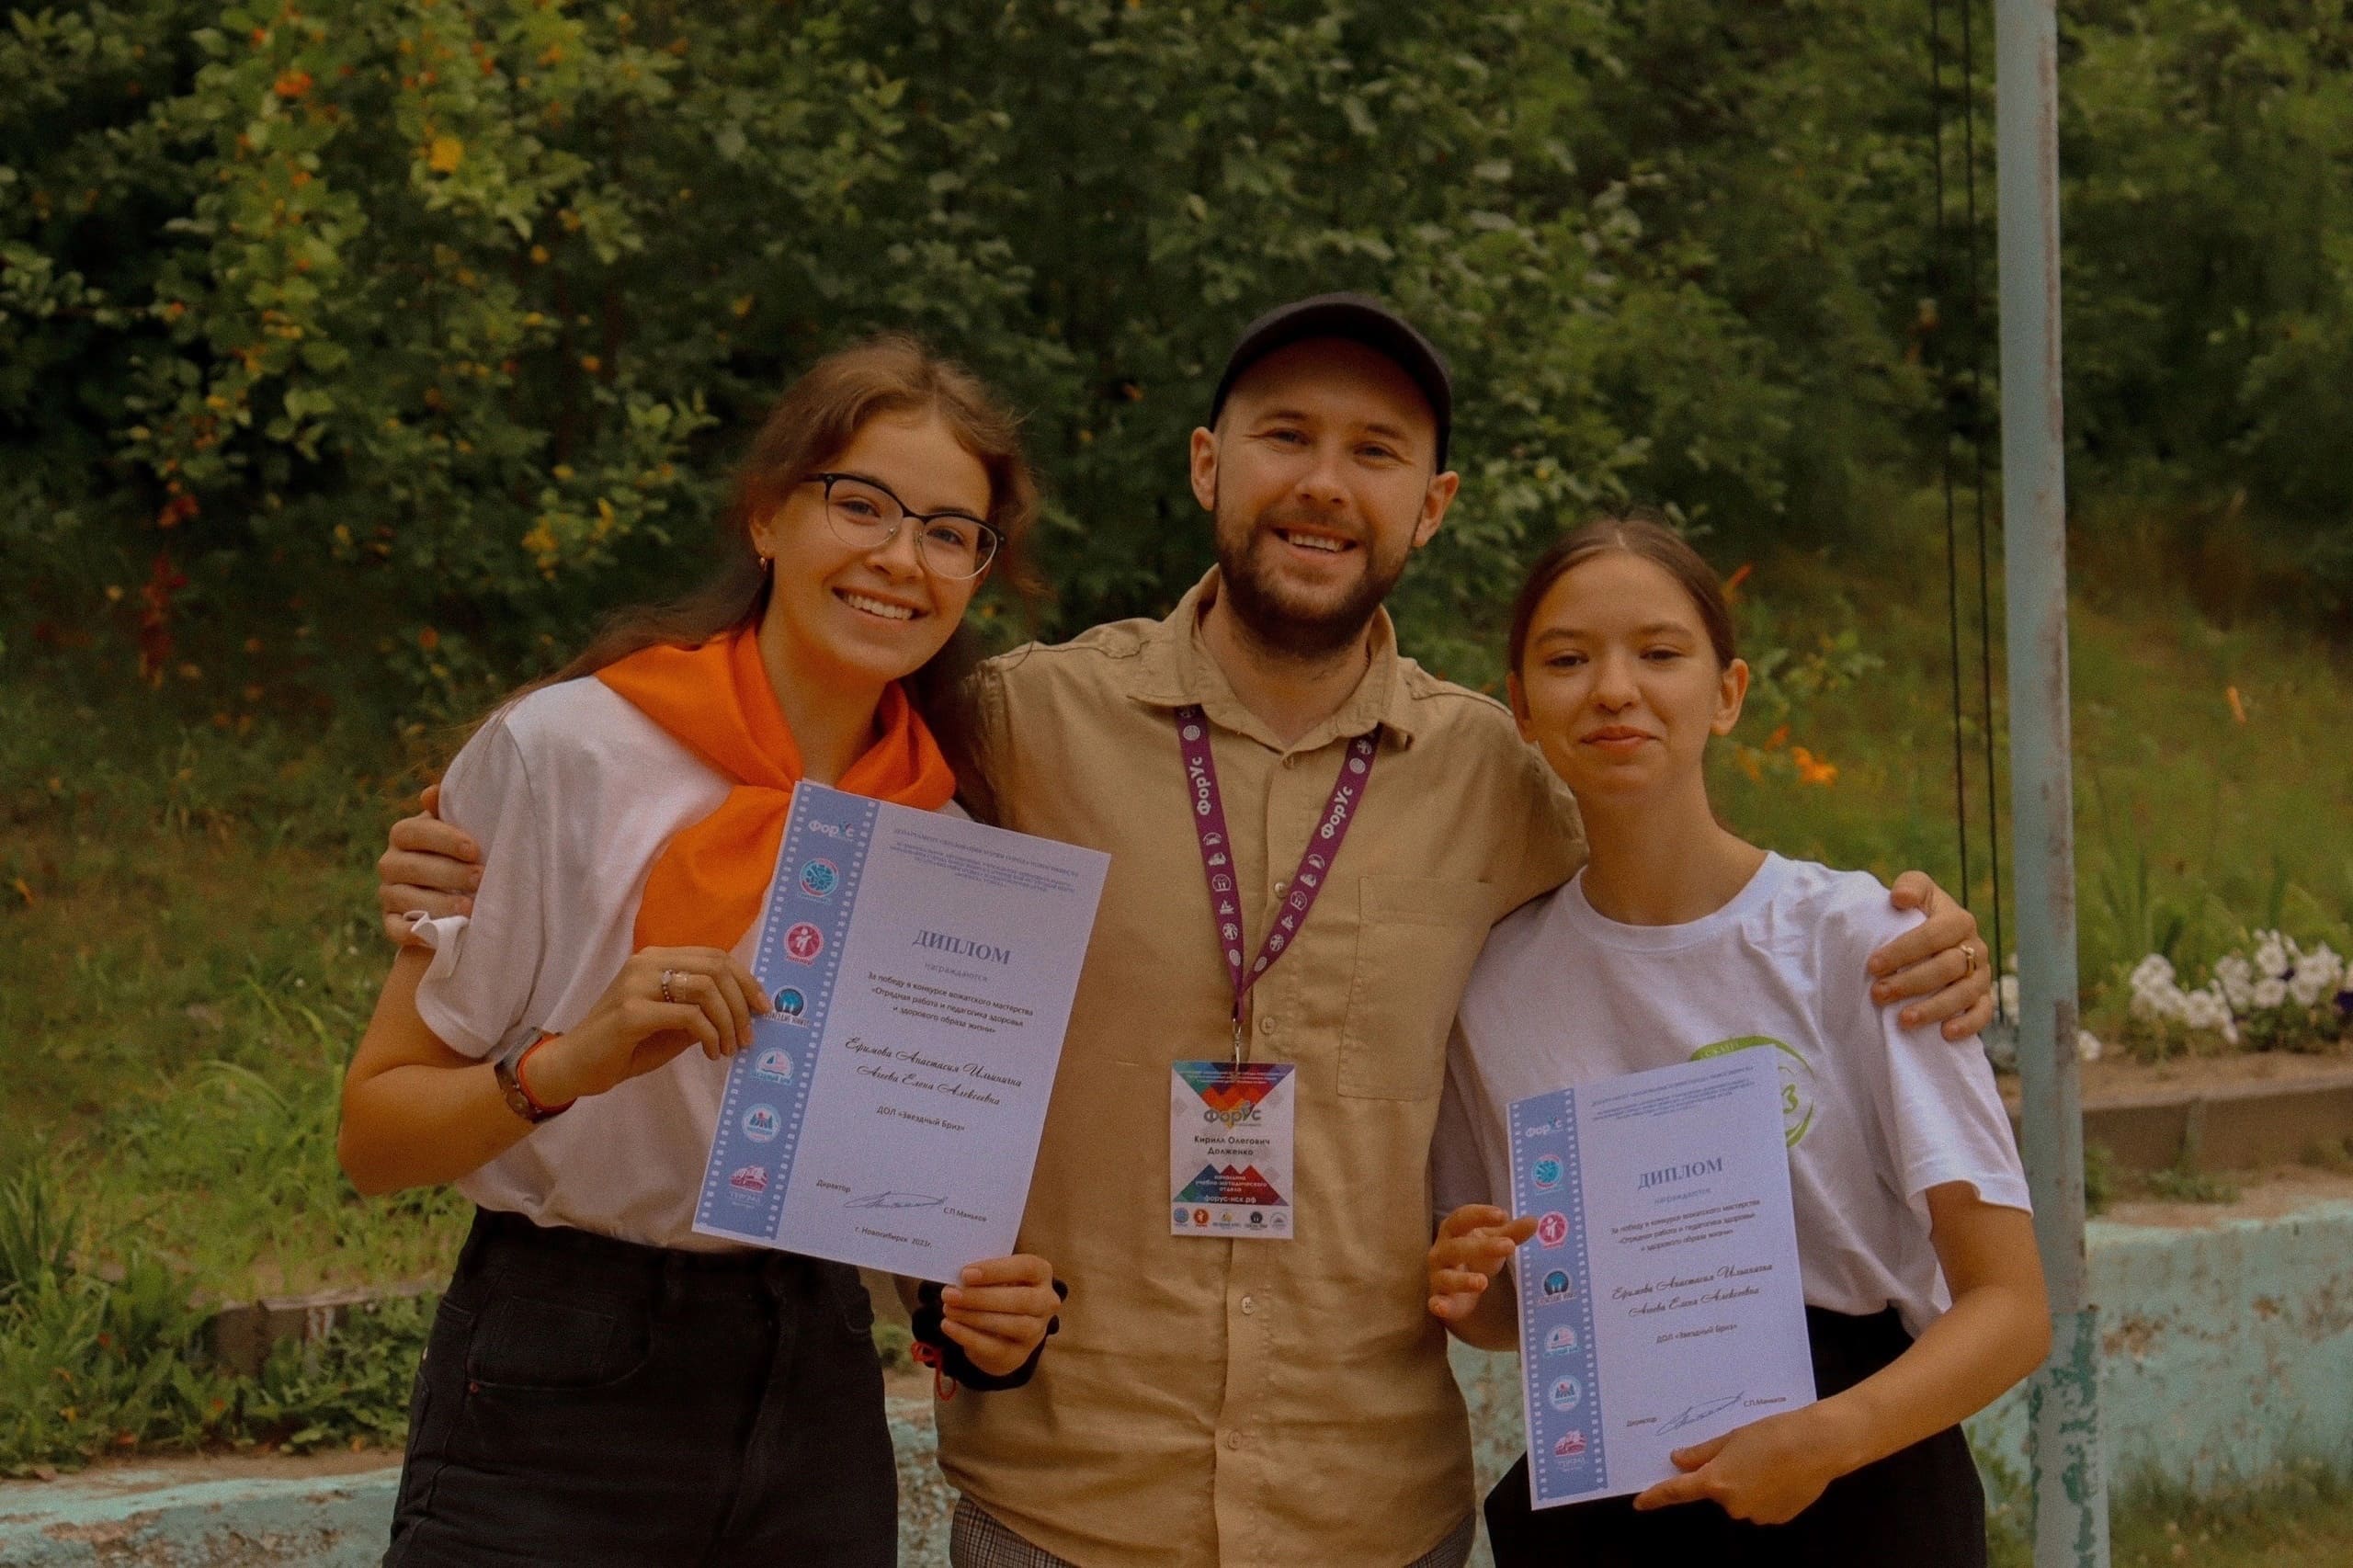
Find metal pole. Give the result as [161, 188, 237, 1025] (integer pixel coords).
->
[1993, 1, 2109, 1563]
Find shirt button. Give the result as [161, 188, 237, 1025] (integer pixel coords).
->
[1257, 1015, 1277, 1035]
[1240, 1294, 1256, 1315]
[1273, 880, 1289, 897]
[1224, 1430, 1245, 1449]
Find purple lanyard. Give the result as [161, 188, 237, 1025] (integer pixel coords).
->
[1176, 705, 1378, 1061]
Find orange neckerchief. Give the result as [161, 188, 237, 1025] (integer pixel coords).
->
[597, 629, 956, 952]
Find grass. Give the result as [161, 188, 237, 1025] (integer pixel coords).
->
[1704, 488, 2353, 1039]
[2109, 1465, 2353, 1567]
[0, 676, 467, 1469]
[1986, 1457, 2353, 1567]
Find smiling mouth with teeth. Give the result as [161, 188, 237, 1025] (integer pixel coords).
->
[1274, 528, 1355, 555]
[837, 589, 922, 622]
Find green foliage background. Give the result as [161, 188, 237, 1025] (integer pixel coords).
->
[7, 0, 2348, 717]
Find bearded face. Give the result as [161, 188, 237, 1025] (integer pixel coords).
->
[1191, 339, 1452, 663]
[1211, 494, 1415, 661]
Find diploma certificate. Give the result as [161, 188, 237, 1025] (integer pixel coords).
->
[1507, 1051, 1815, 1507]
[694, 784, 1109, 1281]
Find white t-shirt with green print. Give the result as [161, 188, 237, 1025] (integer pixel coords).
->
[1434, 853, 2029, 1337]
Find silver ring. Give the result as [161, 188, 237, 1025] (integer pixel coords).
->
[660, 968, 677, 1006]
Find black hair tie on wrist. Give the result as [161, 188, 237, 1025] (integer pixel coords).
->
[911, 1278, 1068, 1394]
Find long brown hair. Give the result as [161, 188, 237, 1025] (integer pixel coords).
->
[1506, 507, 1737, 678]
[536, 334, 1043, 819]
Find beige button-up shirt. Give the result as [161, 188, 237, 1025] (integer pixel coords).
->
[938, 573, 1585, 1567]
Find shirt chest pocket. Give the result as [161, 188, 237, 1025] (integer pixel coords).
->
[1341, 875, 1496, 1100]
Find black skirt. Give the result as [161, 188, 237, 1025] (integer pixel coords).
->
[1484, 1305, 1988, 1568]
[383, 1207, 896, 1568]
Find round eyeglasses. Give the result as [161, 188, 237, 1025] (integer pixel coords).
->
[805, 472, 1000, 580]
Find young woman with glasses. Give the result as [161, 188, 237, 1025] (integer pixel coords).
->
[336, 335, 1065, 1567]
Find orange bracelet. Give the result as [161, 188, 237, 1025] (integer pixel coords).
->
[510, 1033, 576, 1119]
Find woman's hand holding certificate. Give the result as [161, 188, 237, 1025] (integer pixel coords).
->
[524, 947, 770, 1108]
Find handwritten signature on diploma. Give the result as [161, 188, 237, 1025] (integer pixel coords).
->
[1657, 1392, 1745, 1436]
[845, 1191, 947, 1210]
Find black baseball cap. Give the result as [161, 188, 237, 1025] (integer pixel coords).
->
[1209, 292, 1453, 470]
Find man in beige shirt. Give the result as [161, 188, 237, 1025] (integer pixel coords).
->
[377, 296, 1993, 1567]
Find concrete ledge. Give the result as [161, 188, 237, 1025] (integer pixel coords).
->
[0, 1460, 398, 1566]
[2013, 1070, 2353, 1174]
[1967, 1196, 2353, 1492]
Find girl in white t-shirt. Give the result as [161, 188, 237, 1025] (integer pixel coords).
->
[336, 337, 1065, 1568]
[1426, 514, 2049, 1567]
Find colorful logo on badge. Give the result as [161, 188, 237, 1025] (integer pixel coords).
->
[1194, 1208, 1211, 1227]
[773, 986, 807, 1020]
[1531, 1155, 1563, 1190]
[1536, 1210, 1570, 1248]
[1544, 1324, 1580, 1356]
[752, 1047, 794, 1085]
[1552, 1430, 1587, 1461]
[1541, 1269, 1574, 1301]
[783, 923, 824, 964]
[798, 859, 839, 898]
[728, 1164, 768, 1194]
[742, 1103, 781, 1143]
[1174, 1207, 1191, 1226]
[1248, 1210, 1265, 1226]
[1548, 1376, 1584, 1413]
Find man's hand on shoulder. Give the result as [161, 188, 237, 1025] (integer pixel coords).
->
[377, 783, 483, 946]
[1870, 871, 1995, 1040]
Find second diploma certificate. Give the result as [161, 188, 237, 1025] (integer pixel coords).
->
[694, 783, 1109, 1281]
[1508, 1051, 1816, 1507]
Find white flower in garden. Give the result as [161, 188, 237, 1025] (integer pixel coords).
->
[2287, 944, 2345, 1008]
[2179, 986, 2238, 1044]
[2076, 1029, 2104, 1062]
[2289, 963, 2332, 1008]
[2253, 976, 2289, 1011]
[2253, 931, 2290, 977]
[1998, 973, 2019, 1018]
[2216, 955, 2256, 1011]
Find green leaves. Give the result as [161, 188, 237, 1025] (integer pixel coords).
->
[10, 0, 2347, 712]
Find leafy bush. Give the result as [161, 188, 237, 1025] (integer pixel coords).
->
[9, 1, 2350, 719]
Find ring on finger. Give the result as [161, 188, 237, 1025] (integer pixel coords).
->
[660, 968, 677, 1006]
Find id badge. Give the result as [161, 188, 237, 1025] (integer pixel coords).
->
[1169, 1062, 1296, 1239]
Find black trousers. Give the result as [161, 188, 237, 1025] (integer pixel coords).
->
[384, 1208, 896, 1567]
[1485, 1306, 1987, 1568]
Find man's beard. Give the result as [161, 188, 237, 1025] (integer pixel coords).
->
[1214, 501, 1410, 663]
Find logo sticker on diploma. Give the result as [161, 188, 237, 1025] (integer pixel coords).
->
[773, 987, 807, 1021]
[1541, 1269, 1574, 1301]
[797, 859, 839, 898]
[741, 1104, 782, 1144]
[727, 1165, 768, 1196]
[752, 1047, 794, 1085]
[782, 923, 824, 964]
[1531, 1155, 1564, 1190]
[1536, 1210, 1571, 1248]
[1552, 1430, 1587, 1462]
[1548, 1376, 1584, 1413]
[1544, 1324, 1580, 1356]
